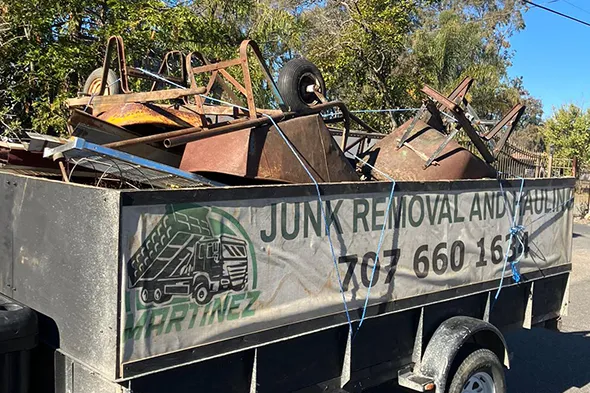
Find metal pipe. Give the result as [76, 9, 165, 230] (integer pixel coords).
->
[164, 100, 352, 149]
[164, 112, 295, 148]
[103, 115, 257, 149]
[104, 126, 204, 149]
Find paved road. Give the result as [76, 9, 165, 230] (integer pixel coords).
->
[505, 222, 590, 393]
[369, 223, 590, 393]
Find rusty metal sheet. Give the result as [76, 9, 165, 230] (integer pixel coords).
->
[69, 109, 182, 167]
[363, 119, 496, 181]
[180, 114, 359, 183]
[97, 103, 202, 130]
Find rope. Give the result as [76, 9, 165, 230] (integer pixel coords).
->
[350, 108, 421, 114]
[348, 154, 396, 338]
[136, 68, 186, 89]
[135, 66, 397, 337]
[493, 172, 526, 304]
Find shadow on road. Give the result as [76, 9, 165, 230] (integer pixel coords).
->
[506, 327, 590, 393]
[367, 327, 590, 393]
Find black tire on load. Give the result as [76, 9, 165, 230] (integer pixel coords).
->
[447, 348, 506, 393]
[82, 67, 120, 96]
[277, 58, 326, 112]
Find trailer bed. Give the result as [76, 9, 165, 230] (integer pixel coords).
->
[0, 172, 574, 392]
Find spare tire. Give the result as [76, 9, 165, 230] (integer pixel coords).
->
[83, 67, 120, 96]
[278, 58, 326, 112]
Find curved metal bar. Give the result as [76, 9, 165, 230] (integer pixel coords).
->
[100, 36, 130, 94]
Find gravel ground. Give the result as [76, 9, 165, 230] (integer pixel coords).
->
[368, 222, 590, 393]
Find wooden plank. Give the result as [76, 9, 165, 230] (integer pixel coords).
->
[65, 87, 207, 109]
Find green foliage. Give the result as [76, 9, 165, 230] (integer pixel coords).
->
[0, 0, 543, 140]
[0, 0, 303, 135]
[542, 104, 590, 165]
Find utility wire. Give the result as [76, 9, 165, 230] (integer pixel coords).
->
[561, 0, 590, 16]
[523, 0, 590, 27]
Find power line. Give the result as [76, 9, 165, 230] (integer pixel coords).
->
[523, 0, 590, 27]
[561, 0, 590, 16]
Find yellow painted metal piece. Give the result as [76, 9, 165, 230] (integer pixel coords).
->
[98, 103, 202, 130]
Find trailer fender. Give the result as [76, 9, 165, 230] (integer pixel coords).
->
[418, 316, 509, 391]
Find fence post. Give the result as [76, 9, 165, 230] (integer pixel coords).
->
[547, 151, 554, 178]
[535, 155, 542, 178]
[572, 157, 577, 177]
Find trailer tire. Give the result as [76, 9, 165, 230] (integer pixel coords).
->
[193, 277, 212, 305]
[83, 67, 120, 96]
[447, 348, 506, 393]
[278, 58, 326, 112]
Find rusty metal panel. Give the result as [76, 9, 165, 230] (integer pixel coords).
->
[180, 114, 359, 183]
[69, 110, 182, 167]
[364, 119, 496, 181]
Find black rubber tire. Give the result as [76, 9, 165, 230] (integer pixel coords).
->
[447, 348, 506, 393]
[193, 277, 213, 305]
[83, 67, 120, 95]
[277, 58, 326, 112]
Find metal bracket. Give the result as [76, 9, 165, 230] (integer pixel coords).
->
[424, 125, 461, 168]
[398, 103, 427, 148]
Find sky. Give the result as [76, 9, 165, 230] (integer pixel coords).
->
[508, 0, 590, 118]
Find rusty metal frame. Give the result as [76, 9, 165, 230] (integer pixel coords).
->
[98, 36, 189, 96]
[150, 50, 187, 92]
[421, 84, 495, 163]
[185, 40, 287, 120]
[484, 103, 526, 157]
[388, 78, 526, 169]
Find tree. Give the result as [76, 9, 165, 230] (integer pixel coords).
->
[0, 0, 303, 135]
[301, 0, 420, 112]
[542, 104, 590, 165]
[409, 0, 526, 119]
[0, 0, 544, 139]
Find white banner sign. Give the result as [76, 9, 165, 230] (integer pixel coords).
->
[120, 184, 573, 363]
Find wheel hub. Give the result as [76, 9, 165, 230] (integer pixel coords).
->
[462, 371, 496, 393]
[87, 78, 110, 95]
[298, 72, 321, 105]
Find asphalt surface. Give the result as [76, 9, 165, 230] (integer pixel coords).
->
[368, 223, 590, 393]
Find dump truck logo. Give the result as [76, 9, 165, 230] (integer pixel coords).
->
[127, 205, 256, 306]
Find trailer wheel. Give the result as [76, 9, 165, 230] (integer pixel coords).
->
[193, 277, 212, 305]
[447, 349, 506, 393]
[278, 58, 326, 112]
[83, 67, 120, 96]
[140, 288, 154, 304]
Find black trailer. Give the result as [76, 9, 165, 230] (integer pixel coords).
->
[0, 172, 573, 393]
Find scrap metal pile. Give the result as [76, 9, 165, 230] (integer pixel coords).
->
[0, 36, 526, 188]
